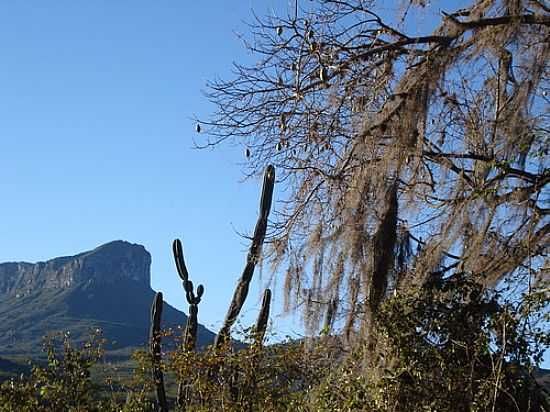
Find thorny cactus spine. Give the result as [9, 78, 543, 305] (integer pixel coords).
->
[215, 164, 276, 349]
[254, 288, 272, 346]
[150, 292, 168, 412]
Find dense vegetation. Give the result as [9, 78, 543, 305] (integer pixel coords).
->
[0, 274, 547, 411]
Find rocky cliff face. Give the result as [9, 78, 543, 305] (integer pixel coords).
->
[0, 241, 216, 356]
[0, 241, 151, 296]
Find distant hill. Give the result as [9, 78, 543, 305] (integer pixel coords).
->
[0, 240, 216, 357]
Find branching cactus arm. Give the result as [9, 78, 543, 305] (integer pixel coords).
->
[254, 288, 272, 346]
[215, 165, 275, 348]
[173, 239, 205, 410]
[173, 239, 204, 352]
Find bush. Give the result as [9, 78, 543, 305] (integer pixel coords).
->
[168, 331, 336, 411]
[311, 275, 549, 411]
[0, 276, 547, 411]
[0, 331, 120, 412]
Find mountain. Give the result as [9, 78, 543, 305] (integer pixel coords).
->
[0, 240, 216, 357]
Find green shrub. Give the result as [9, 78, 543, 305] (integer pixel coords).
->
[0, 331, 118, 412]
[310, 275, 549, 411]
[0, 276, 547, 411]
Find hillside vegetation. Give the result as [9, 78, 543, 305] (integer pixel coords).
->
[0, 274, 547, 411]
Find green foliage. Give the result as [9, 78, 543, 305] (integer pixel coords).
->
[0, 328, 331, 411]
[0, 331, 117, 412]
[0, 331, 158, 411]
[168, 332, 332, 411]
[0, 276, 547, 411]
[310, 275, 549, 412]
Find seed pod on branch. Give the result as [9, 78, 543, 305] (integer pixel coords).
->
[319, 66, 328, 83]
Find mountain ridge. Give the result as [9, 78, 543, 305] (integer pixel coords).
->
[0, 240, 216, 357]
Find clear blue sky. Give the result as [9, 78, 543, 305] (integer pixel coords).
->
[0, 1, 547, 367]
[0, 0, 307, 340]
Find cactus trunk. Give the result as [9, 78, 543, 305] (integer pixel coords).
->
[150, 292, 168, 412]
[184, 304, 198, 351]
[215, 165, 275, 348]
[173, 239, 204, 353]
[172, 238, 204, 410]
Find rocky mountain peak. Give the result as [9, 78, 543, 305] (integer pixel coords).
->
[0, 240, 151, 296]
[0, 241, 216, 356]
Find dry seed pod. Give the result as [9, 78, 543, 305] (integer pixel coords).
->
[276, 142, 283, 152]
[195, 123, 201, 133]
[317, 42, 325, 54]
[276, 26, 283, 36]
[319, 66, 328, 82]
[245, 147, 251, 159]
[292, 91, 303, 101]
[279, 113, 287, 131]
[339, 61, 349, 73]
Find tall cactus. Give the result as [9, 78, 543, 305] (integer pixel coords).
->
[215, 165, 275, 348]
[173, 239, 204, 352]
[253, 288, 272, 346]
[173, 238, 204, 408]
[150, 292, 168, 412]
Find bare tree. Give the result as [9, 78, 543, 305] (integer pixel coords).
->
[198, 0, 549, 339]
